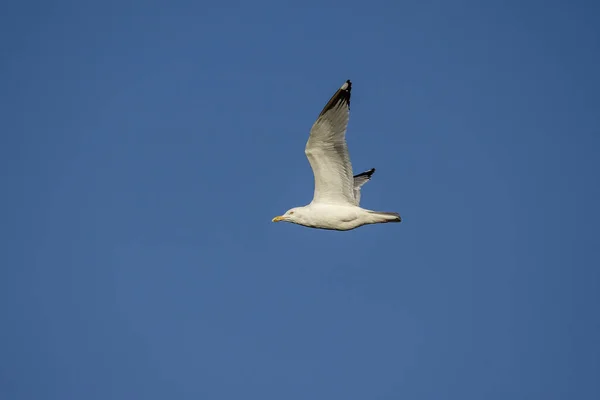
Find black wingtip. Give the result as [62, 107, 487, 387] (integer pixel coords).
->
[318, 79, 352, 117]
[353, 168, 376, 179]
[367, 211, 402, 223]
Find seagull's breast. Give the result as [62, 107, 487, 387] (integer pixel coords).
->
[302, 204, 366, 231]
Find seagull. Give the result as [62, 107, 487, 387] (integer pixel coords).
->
[272, 80, 401, 231]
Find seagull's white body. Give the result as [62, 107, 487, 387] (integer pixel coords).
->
[278, 203, 399, 231]
[272, 80, 401, 231]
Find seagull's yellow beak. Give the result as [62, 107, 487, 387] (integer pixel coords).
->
[272, 216, 284, 222]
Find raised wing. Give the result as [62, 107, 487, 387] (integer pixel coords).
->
[305, 80, 355, 205]
[353, 168, 375, 205]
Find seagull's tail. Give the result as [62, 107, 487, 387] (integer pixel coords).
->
[368, 211, 402, 224]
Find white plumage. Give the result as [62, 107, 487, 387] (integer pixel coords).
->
[272, 80, 401, 231]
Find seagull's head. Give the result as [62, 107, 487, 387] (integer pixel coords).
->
[272, 207, 304, 225]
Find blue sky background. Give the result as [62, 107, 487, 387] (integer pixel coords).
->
[1, 1, 599, 399]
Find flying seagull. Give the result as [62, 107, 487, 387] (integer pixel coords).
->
[272, 80, 401, 231]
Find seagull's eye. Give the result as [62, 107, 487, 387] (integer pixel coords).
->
[289, 211, 294, 215]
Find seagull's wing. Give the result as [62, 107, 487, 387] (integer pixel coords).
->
[305, 80, 355, 205]
[353, 168, 375, 206]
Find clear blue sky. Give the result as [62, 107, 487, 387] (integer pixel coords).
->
[1, 1, 599, 399]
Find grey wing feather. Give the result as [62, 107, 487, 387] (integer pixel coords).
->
[305, 80, 356, 205]
[353, 168, 375, 205]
